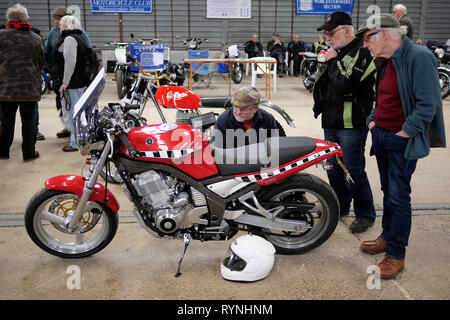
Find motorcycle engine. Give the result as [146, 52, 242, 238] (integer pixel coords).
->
[132, 170, 206, 234]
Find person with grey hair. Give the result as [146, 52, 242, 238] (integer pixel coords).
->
[356, 13, 445, 279]
[392, 4, 414, 39]
[45, 7, 91, 140]
[0, 3, 44, 161]
[51, 15, 90, 152]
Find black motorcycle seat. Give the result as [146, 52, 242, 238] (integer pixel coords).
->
[214, 137, 316, 176]
[201, 96, 233, 108]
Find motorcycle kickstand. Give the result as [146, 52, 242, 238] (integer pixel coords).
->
[175, 233, 191, 278]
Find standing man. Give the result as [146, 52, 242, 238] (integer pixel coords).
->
[287, 34, 309, 77]
[45, 7, 90, 139]
[313, 11, 377, 233]
[392, 4, 414, 40]
[357, 14, 445, 279]
[245, 33, 264, 59]
[0, 4, 44, 161]
[267, 32, 287, 77]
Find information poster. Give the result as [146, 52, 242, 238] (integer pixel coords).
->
[90, 0, 153, 14]
[130, 44, 164, 71]
[207, 0, 251, 19]
[296, 0, 354, 15]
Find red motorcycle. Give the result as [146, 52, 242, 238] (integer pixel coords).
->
[25, 70, 349, 276]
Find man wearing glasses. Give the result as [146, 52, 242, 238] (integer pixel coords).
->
[213, 87, 278, 149]
[312, 11, 377, 233]
[356, 14, 445, 279]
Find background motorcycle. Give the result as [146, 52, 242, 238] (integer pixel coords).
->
[224, 43, 245, 84]
[299, 50, 328, 92]
[178, 36, 208, 83]
[106, 34, 161, 99]
[40, 66, 53, 95]
[426, 40, 450, 99]
[24, 70, 348, 277]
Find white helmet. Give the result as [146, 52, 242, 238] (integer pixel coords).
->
[221, 234, 276, 282]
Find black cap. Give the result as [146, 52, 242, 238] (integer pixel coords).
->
[272, 32, 280, 37]
[317, 11, 352, 31]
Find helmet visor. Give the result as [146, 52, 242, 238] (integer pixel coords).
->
[222, 249, 247, 272]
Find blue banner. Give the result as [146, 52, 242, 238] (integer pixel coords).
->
[130, 44, 164, 72]
[296, 0, 354, 15]
[91, 0, 153, 14]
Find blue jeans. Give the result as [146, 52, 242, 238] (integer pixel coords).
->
[324, 129, 376, 222]
[61, 88, 85, 148]
[371, 125, 417, 260]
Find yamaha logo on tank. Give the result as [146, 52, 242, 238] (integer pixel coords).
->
[145, 138, 154, 146]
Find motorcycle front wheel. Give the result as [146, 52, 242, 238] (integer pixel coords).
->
[25, 189, 119, 258]
[439, 70, 450, 99]
[115, 68, 127, 99]
[231, 64, 243, 84]
[255, 173, 339, 254]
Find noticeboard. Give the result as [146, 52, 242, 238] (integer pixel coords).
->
[296, 0, 354, 15]
[130, 44, 164, 72]
[90, 0, 153, 14]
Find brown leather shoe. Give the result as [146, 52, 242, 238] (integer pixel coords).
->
[360, 236, 388, 254]
[378, 256, 405, 279]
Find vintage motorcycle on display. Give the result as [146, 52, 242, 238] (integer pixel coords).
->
[224, 43, 245, 84]
[24, 69, 350, 276]
[178, 36, 208, 82]
[299, 49, 328, 92]
[99, 56, 294, 184]
[106, 35, 161, 99]
[426, 41, 450, 99]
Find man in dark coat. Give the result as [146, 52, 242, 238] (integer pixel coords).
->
[0, 4, 44, 161]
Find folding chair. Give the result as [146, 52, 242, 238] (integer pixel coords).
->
[188, 50, 214, 89]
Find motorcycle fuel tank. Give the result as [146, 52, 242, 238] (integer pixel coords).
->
[121, 122, 218, 179]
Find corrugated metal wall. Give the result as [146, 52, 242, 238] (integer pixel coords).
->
[2, 0, 449, 51]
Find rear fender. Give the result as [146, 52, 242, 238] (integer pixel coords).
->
[44, 175, 120, 212]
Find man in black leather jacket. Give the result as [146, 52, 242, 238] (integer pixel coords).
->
[245, 33, 264, 58]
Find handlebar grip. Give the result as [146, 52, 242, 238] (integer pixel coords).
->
[117, 132, 140, 158]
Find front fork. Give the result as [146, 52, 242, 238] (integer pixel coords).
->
[65, 138, 112, 231]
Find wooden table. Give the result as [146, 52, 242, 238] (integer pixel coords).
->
[183, 58, 277, 98]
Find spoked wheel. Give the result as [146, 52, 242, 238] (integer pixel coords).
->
[255, 173, 339, 254]
[231, 64, 243, 84]
[439, 70, 450, 99]
[25, 189, 118, 258]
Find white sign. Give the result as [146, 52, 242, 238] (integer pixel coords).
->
[207, 0, 251, 19]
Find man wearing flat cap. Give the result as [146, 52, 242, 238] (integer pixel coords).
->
[45, 7, 91, 139]
[313, 11, 377, 234]
[356, 13, 445, 279]
[214, 87, 279, 148]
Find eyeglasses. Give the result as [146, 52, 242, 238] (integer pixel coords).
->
[364, 29, 383, 41]
[323, 26, 345, 38]
[234, 104, 257, 113]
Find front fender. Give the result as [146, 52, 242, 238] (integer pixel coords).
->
[44, 175, 120, 212]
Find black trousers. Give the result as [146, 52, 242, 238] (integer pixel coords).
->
[290, 55, 303, 75]
[0, 101, 36, 159]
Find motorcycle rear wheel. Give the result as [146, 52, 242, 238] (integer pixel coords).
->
[255, 173, 339, 254]
[25, 189, 119, 258]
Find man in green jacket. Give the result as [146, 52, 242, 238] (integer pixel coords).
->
[357, 14, 446, 279]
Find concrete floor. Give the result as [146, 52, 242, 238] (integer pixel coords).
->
[0, 73, 449, 300]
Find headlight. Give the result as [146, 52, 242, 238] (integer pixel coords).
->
[436, 48, 445, 59]
[317, 54, 326, 63]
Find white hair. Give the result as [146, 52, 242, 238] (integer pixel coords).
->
[393, 4, 407, 14]
[6, 3, 30, 21]
[60, 15, 81, 30]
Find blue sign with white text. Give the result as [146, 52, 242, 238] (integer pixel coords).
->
[130, 44, 164, 71]
[296, 0, 354, 15]
[91, 0, 153, 14]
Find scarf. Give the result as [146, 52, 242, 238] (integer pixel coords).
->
[6, 20, 32, 30]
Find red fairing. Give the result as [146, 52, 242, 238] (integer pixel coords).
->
[155, 85, 201, 109]
[121, 123, 219, 179]
[234, 138, 342, 186]
[44, 175, 120, 212]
